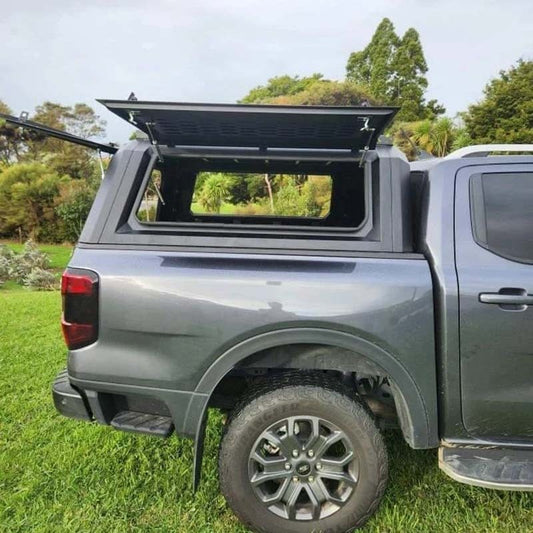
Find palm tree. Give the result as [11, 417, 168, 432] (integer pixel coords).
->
[410, 117, 456, 157]
[199, 174, 230, 214]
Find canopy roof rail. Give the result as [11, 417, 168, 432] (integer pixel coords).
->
[0, 112, 118, 154]
[445, 144, 533, 159]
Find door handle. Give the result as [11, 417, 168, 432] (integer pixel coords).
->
[479, 290, 533, 305]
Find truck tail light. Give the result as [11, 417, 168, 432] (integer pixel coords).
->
[61, 268, 99, 350]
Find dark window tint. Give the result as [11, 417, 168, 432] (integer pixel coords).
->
[476, 172, 533, 263]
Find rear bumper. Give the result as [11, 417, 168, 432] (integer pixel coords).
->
[52, 369, 92, 421]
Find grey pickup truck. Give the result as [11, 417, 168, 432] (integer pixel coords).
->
[9, 101, 532, 532]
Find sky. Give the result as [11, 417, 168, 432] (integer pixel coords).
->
[1, 0, 531, 143]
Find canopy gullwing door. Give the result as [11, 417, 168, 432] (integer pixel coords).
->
[97, 100, 397, 151]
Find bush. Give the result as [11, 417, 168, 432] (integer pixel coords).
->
[0, 162, 67, 241]
[0, 246, 12, 286]
[56, 178, 98, 242]
[0, 240, 56, 290]
[23, 268, 57, 291]
[8, 240, 50, 283]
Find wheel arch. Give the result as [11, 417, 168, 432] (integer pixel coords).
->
[187, 328, 435, 489]
[217, 330, 427, 439]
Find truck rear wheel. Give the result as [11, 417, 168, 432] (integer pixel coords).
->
[219, 377, 388, 532]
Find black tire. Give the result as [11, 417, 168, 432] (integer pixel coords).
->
[219, 374, 388, 533]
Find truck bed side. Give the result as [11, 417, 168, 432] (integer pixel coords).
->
[67, 247, 438, 448]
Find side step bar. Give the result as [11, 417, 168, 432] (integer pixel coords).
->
[439, 446, 533, 491]
[110, 411, 174, 437]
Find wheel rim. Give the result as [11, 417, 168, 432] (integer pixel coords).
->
[248, 415, 359, 521]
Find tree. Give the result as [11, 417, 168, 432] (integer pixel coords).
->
[240, 74, 325, 103]
[0, 100, 32, 164]
[56, 177, 99, 242]
[391, 117, 458, 159]
[346, 18, 438, 121]
[198, 174, 231, 213]
[242, 76, 376, 107]
[266, 80, 376, 106]
[463, 59, 533, 144]
[25, 102, 107, 179]
[346, 18, 398, 102]
[0, 162, 67, 241]
[391, 28, 428, 121]
[425, 99, 446, 119]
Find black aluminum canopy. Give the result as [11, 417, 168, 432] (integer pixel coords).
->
[98, 100, 397, 151]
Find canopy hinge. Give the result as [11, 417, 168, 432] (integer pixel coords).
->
[145, 121, 164, 163]
[358, 116, 376, 168]
[97, 149, 105, 180]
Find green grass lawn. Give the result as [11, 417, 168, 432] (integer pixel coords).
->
[0, 256, 532, 531]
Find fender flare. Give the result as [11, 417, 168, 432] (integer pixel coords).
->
[188, 327, 436, 489]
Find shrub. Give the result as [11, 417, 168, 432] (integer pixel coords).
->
[0, 246, 12, 286]
[8, 240, 51, 282]
[198, 174, 231, 213]
[0, 162, 67, 241]
[56, 178, 98, 242]
[23, 268, 57, 291]
[1, 241, 55, 289]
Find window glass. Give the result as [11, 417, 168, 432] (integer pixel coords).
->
[135, 157, 367, 229]
[191, 172, 331, 218]
[476, 172, 533, 262]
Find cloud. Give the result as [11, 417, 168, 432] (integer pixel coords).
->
[1, 0, 531, 142]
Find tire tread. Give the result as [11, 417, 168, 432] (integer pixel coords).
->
[219, 371, 388, 533]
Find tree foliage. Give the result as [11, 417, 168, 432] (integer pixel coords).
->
[346, 18, 441, 121]
[391, 28, 429, 121]
[25, 102, 106, 179]
[240, 74, 325, 103]
[267, 80, 376, 106]
[241, 74, 375, 107]
[391, 117, 469, 159]
[0, 100, 39, 165]
[463, 59, 533, 144]
[0, 163, 67, 241]
[346, 18, 399, 102]
[56, 177, 99, 242]
[198, 174, 231, 213]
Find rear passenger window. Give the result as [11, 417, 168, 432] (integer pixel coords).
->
[471, 172, 533, 263]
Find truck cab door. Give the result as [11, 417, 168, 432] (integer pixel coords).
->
[455, 163, 533, 440]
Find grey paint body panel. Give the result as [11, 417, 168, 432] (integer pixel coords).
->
[419, 156, 533, 444]
[454, 163, 533, 439]
[68, 248, 438, 447]
[65, 118, 533, 456]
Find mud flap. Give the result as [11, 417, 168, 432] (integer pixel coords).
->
[192, 409, 208, 491]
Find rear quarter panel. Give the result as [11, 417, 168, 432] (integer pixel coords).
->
[67, 248, 437, 444]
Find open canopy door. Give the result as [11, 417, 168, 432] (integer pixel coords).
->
[98, 100, 397, 151]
